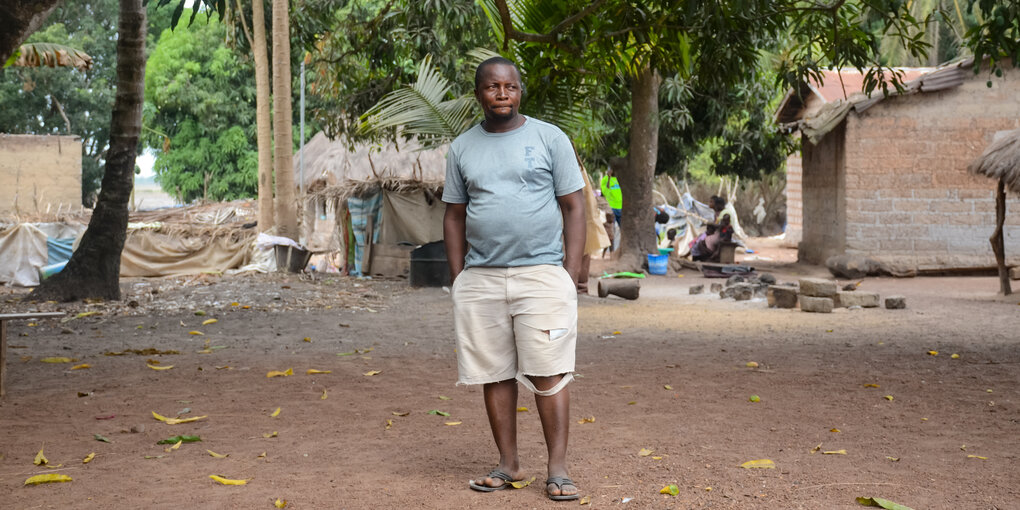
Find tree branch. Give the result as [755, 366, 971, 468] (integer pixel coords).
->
[494, 0, 606, 50]
[235, 0, 254, 48]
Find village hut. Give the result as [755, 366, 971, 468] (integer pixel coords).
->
[295, 132, 447, 276]
[969, 129, 1020, 295]
[775, 58, 1020, 274]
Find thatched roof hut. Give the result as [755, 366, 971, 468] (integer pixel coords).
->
[970, 129, 1020, 194]
[296, 132, 447, 204]
[968, 128, 1020, 295]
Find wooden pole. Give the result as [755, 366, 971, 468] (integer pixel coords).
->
[991, 178, 1011, 295]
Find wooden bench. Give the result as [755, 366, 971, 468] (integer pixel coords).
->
[1, 312, 65, 397]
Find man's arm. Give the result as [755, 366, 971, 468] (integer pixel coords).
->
[557, 190, 586, 287]
[443, 202, 468, 282]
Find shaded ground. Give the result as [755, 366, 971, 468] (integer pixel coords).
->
[1, 249, 1018, 509]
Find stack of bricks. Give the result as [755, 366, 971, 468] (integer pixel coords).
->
[798, 278, 837, 313]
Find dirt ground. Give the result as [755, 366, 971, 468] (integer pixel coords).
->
[1, 241, 1018, 509]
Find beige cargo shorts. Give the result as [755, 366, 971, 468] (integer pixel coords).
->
[452, 264, 577, 395]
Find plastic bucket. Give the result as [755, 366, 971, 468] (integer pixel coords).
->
[647, 253, 668, 275]
[38, 261, 68, 280]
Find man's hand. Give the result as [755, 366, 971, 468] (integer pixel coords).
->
[557, 190, 586, 290]
[443, 203, 468, 282]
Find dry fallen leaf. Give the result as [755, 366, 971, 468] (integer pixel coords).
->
[363, 370, 382, 376]
[927, 350, 938, 356]
[950, 353, 960, 359]
[638, 448, 654, 457]
[275, 499, 288, 509]
[321, 389, 328, 400]
[270, 407, 281, 418]
[863, 384, 880, 388]
[822, 449, 847, 455]
[82, 452, 95, 464]
[884, 395, 894, 401]
[746, 361, 759, 368]
[886, 456, 900, 462]
[510, 476, 535, 489]
[202, 319, 218, 326]
[152, 411, 206, 425]
[517, 407, 529, 412]
[385, 419, 393, 430]
[967, 455, 987, 460]
[660, 484, 679, 496]
[663, 385, 673, 390]
[209, 474, 247, 485]
[830, 428, 841, 433]
[579, 495, 591, 505]
[71, 363, 91, 370]
[207, 450, 228, 458]
[740, 459, 775, 469]
[189, 331, 205, 336]
[392, 411, 410, 417]
[147, 364, 175, 371]
[266, 368, 294, 378]
[24, 474, 72, 485]
[306, 369, 331, 375]
[34, 447, 48, 466]
[438, 395, 452, 400]
[444, 421, 462, 426]
[40, 357, 75, 363]
[577, 416, 595, 424]
[170, 440, 183, 450]
[263, 431, 278, 438]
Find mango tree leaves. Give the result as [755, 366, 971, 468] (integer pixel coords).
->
[660, 484, 679, 496]
[740, 459, 775, 469]
[152, 411, 206, 425]
[267, 368, 294, 378]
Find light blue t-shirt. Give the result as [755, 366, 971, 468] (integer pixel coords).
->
[443, 116, 584, 268]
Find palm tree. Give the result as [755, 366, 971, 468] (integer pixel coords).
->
[32, 0, 147, 301]
[271, 0, 297, 240]
[233, 0, 274, 232]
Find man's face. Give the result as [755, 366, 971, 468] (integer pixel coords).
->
[475, 63, 522, 122]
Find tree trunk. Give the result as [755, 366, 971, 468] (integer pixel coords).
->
[616, 66, 661, 270]
[991, 178, 1011, 295]
[251, 0, 274, 232]
[271, 0, 297, 240]
[31, 0, 145, 302]
[0, 0, 63, 64]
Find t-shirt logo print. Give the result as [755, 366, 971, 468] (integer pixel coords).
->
[524, 146, 536, 169]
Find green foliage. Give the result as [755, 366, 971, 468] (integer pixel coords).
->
[298, 0, 492, 141]
[143, 10, 258, 203]
[965, 0, 1020, 81]
[0, 0, 180, 207]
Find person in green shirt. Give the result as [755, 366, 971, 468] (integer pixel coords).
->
[599, 164, 622, 224]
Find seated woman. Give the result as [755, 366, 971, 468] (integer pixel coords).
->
[690, 224, 721, 262]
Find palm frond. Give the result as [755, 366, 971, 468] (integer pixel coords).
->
[359, 54, 480, 147]
[11, 43, 93, 71]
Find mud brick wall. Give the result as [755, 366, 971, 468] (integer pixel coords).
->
[783, 153, 803, 247]
[801, 69, 1020, 269]
[800, 122, 846, 264]
[0, 134, 82, 215]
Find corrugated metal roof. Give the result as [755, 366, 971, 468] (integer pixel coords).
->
[780, 58, 975, 143]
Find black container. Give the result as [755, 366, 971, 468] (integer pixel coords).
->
[274, 245, 311, 273]
[410, 240, 451, 287]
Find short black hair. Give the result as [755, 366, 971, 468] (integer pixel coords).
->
[710, 195, 726, 208]
[475, 56, 522, 90]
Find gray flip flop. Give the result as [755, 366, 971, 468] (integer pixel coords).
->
[468, 469, 513, 492]
[546, 476, 580, 501]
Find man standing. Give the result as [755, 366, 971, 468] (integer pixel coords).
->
[443, 56, 585, 501]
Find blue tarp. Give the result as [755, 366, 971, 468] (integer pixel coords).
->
[46, 237, 76, 264]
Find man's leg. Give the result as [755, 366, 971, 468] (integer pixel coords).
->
[530, 374, 577, 498]
[475, 379, 524, 488]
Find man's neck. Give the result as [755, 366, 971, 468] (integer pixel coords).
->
[481, 114, 525, 133]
